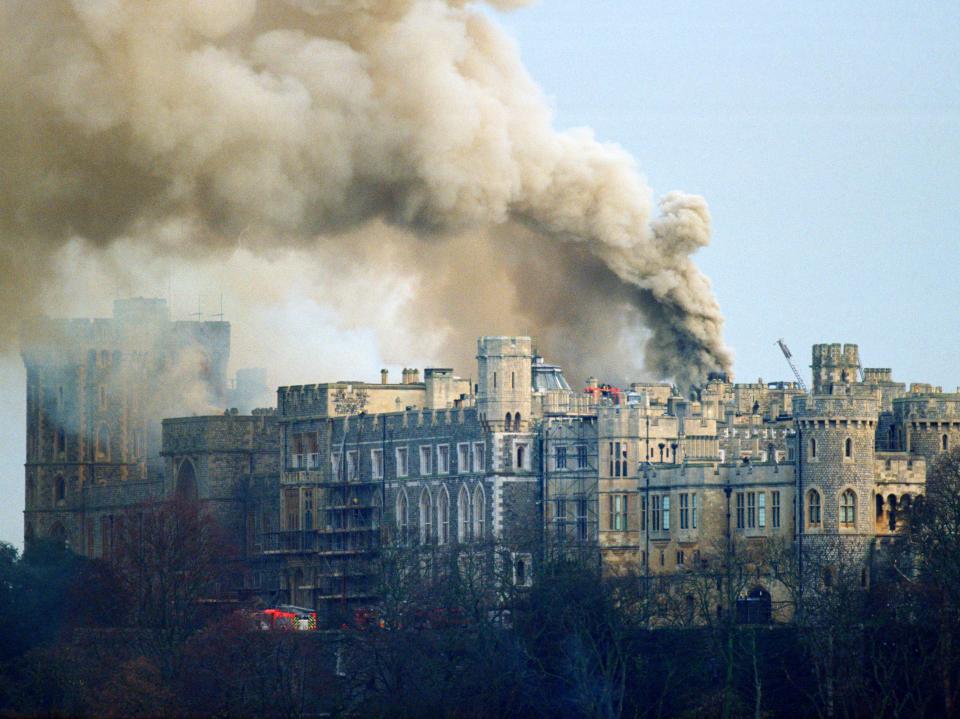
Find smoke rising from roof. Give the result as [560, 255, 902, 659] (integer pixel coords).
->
[0, 0, 731, 386]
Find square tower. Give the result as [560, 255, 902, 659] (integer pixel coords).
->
[476, 336, 532, 431]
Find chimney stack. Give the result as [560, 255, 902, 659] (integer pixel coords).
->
[381, 368, 389, 385]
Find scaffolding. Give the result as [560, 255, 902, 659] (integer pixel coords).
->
[541, 415, 600, 565]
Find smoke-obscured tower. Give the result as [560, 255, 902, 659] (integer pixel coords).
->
[21, 298, 229, 552]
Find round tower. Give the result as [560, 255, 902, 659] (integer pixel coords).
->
[892, 394, 960, 461]
[476, 336, 532, 431]
[795, 386, 880, 575]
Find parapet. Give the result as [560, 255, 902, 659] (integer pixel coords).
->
[863, 368, 893, 384]
[792, 388, 880, 421]
[476, 336, 533, 358]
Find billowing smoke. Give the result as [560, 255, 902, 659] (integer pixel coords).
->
[0, 0, 732, 386]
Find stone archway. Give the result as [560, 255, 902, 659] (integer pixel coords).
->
[175, 459, 199, 501]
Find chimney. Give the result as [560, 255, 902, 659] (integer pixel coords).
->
[381, 368, 389, 385]
[411, 368, 421, 383]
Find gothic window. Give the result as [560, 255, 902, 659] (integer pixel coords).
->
[840, 489, 857, 527]
[438, 486, 450, 545]
[887, 494, 898, 531]
[472, 484, 485, 540]
[514, 412, 521, 430]
[845, 437, 853, 459]
[809, 437, 817, 459]
[54, 475, 66, 503]
[396, 489, 409, 539]
[516, 444, 526, 469]
[944, 434, 949, 452]
[458, 485, 471, 542]
[807, 489, 822, 527]
[504, 413, 512, 432]
[95, 424, 110, 462]
[419, 488, 433, 544]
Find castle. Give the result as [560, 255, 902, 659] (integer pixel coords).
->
[23, 303, 959, 623]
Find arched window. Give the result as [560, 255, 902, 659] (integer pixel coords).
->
[175, 460, 198, 501]
[943, 434, 949, 452]
[809, 437, 817, 459]
[56, 428, 65, 456]
[875, 494, 884, 521]
[504, 413, 512, 432]
[844, 437, 853, 459]
[516, 444, 525, 469]
[48, 522, 67, 544]
[95, 424, 110, 461]
[514, 412, 521, 430]
[458, 485, 470, 542]
[438, 487, 450, 545]
[739, 586, 772, 624]
[807, 489, 821, 527]
[840, 489, 856, 527]
[419, 488, 433, 544]
[396, 489, 409, 540]
[515, 558, 526, 586]
[887, 494, 898, 531]
[511, 371, 515, 389]
[54, 475, 66, 503]
[472, 484, 485, 540]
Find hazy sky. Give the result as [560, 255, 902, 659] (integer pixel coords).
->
[1, 1, 958, 546]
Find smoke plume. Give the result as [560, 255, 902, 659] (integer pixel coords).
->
[0, 0, 732, 386]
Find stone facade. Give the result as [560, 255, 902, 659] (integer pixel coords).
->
[23, 321, 958, 623]
[21, 298, 230, 554]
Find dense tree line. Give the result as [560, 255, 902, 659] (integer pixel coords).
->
[2, 450, 960, 717]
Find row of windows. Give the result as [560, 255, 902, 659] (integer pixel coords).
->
[553, 444, 590, 470]
[294, 442, 488, 478]
[807, 436, 855, 460]
[640, 548, 702, 569]
[607, 492, 699, 533]
[396, 484, 485, 544]
[805, 488, 857, 528]
[735, 491, 782, 530]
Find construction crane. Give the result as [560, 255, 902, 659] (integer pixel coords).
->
[777, 339, 808, 392]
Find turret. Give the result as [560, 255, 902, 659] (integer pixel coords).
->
[476, 336, 532, 431]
